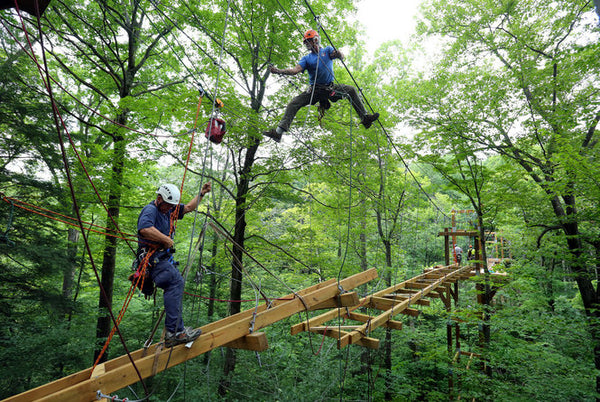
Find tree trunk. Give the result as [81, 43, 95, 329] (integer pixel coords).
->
[93, 129, 126, 364]
[382, 240, 393, 400]
[62, 226, 79, 313]
[218, 138, 259, 396]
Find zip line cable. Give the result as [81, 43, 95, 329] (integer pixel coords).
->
[0, 194, 138, 241]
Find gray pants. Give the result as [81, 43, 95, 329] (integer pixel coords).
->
[278, 84, 368, 131]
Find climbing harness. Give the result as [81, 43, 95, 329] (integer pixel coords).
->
[311, 83, 346, 125]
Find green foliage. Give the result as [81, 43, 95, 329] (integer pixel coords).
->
[2, 0, 600, 400]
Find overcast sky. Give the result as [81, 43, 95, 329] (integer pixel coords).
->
[355, 0, 422, 51]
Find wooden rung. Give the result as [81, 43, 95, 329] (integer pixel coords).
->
[385, 295, 430, 307]
[384, 320, 403, 330]
[346, 311, 373, 323]
[224, 332, 268, 352]
[344, 312, 403, 331]
[354, 336, 380, 349]
[400, 308, 420, 317]
[370, 296, 402, 311]
[337, 331, 380, 349]
[393, 289, 420, 294]
[310, 325, 362, 331]
[405, 282, 429, 289]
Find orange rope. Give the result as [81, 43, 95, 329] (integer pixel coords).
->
[92, 249, 156, 369]
[90, 92, 205, 369]
[172, 94, 203, 237]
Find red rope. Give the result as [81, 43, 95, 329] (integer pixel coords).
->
[1, 195, 137, 242]
[183, 291, 295, 303]
[313, 325, 329, 356]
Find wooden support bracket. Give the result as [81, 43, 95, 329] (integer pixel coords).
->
[224, 332, 268, 351]
[401, 308, 421, 317]
[309, 291, 359, 310]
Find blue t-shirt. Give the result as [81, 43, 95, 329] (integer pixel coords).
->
[299, 46, 335, 86]
[137, 201, 185, 248]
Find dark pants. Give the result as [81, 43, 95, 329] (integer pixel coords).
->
[278, 84, 368, 131]
[151, 258, 185, 333]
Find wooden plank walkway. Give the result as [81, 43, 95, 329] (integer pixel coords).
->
[291, 265, 476, 349]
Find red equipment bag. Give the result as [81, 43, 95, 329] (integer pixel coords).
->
[205, 117, 226, 144]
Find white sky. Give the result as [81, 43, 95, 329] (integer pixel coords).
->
[355, 0, 423, 51]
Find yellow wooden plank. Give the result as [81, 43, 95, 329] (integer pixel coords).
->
[1, 369, 93, 402]
[290, 296, 370, 335]
[310, 325, 362, 331]
[384, 320, 403, 330]
[384, 295, 430, 306]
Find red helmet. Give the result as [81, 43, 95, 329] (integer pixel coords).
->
[303, 29, 319, 41]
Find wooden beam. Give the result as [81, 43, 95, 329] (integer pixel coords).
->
[310, 327, 380, 349]
[345, 312, 404, 331]
[7, 268, 378, 402]
[383, 294, 430, 306]
[290, 296, 371, 336]
[310, 325, 362, 331]
[369, 296, 403, 311]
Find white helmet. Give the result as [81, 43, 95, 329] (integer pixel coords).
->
[156, 184, 180, 205]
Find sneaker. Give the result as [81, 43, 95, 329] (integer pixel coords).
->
[361, 113, 379, 129]
[263, 128, 282, 143]
[165, 326, 202, 347]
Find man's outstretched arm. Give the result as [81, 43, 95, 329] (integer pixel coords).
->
[270, 64, 303, 75]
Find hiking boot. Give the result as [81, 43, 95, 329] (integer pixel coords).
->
[165, 326, 202, 347]
[361, 113, 379, 129]
[263, 128, 282, 143]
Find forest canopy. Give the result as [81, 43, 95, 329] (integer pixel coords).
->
[1, 0, 599, 400]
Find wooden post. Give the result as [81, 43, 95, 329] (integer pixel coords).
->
[444, 228, 450, 266]
[451, 211, 457, 264]
[475, 234, 481, 275]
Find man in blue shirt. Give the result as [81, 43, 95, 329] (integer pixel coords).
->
[264, 29, 379, 142]
[137, 182, 211, 347]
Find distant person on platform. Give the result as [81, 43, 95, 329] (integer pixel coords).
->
[263, 29, 379, 142]
[137, 182, 211, 347]
[467, 244, 475, 261]
[454, 244, 463, 265]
